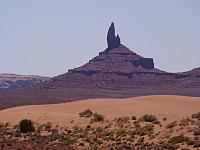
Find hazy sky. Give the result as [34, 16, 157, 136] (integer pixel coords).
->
[0, 0, 200, 77]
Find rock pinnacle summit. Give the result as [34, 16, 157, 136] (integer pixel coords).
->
[106, 22, 121, 51]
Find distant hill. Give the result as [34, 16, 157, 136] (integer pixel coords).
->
[0, 73, 50, 89]
[182, 67, 200, 76]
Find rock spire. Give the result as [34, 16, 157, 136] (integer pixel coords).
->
[106, 22, 121, 50]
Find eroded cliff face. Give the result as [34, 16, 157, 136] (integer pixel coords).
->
[72, 45, 156, 73]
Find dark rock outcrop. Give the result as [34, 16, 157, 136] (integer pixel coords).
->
[106, 22, 121, 51]
[131, 58, 154, 69]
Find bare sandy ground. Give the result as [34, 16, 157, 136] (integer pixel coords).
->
[0, 95, 200, 127]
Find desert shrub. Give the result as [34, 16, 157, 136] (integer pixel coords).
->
[14, 130, 21, 137]
[19, 119, 35, 133]
[194, 136, 199, 141]
[115, 117, 130, 124]
[136, 124, 154, 136]
[7, 143, 12, 146]
[133, 121, 141, 128]
[44, 123, 52, 132]
[168, 135, 190, 145]
[187, 140, 200, 148]
[37, 122, 52, 133]
[194, 129, 200, 136]
[162, 117, 167, 121]
[0, 144, 5, 149]
[162, 143, 179, 150]
[92, 113, 104, 122]
[101, 130, 113, 137]
[191, 112, 200, 120]
[131, 116, 137, 120]
[141, 114, 158, 123]
[179, 118, 190, 126]
[116, 128, 127, 137]
[143, 124, 154, 132]
[79, 109, 93, 118]
[79, 142, 84, 146]
[193, 141, 200, 148]
[166, 121, 177, 129]
[86, 124, 91, 129]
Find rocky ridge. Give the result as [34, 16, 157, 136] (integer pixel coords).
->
[0, 73, 50, 89]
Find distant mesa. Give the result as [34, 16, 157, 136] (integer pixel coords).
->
[0, 73, 50, 89]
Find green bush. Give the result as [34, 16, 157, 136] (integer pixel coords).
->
[194, 129, 200, 136]
[79, 109, 93, 118]
[19, 119, 35, 133]
[133, 121, 141, 128]
[143, 124, 154, 132]
[191, 112, 200, 120]
[162, 117, 167, 121]
[142, 114, 158, 123]
[166, 121, 177, 129]
[136, 124, 154, 136]
[193, 141, 200, 148]
[116, 128, 127, 137]
[187, 140, 200, 148]
[115, 117, 130, 124]
[168, 135, 190, 145]
[93, 113, 104, 122]
[131, 116, 137, 120]
[44, 122, 52, 132]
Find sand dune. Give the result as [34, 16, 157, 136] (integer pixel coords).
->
[0, 95, 200, 127]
